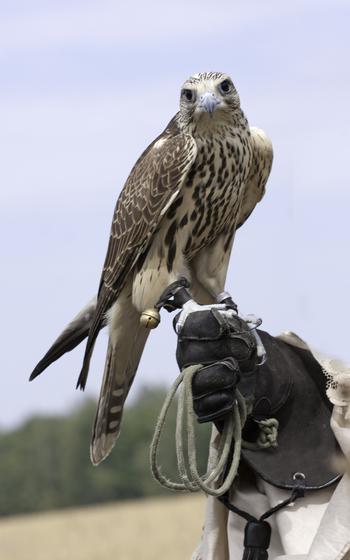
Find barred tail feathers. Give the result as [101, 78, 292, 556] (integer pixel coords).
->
[90, 291, 149, 465]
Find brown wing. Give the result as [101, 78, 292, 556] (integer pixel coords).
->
[237, 127, 273, 229]
[76, 127, 197, 389]
[102, 133, 196, 288]
[29, 297, 98, 381]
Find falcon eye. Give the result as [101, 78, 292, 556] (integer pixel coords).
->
[219, 80, 232, 94]
[182, 89, 195, 102]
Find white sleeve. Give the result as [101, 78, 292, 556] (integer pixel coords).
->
[306, 371, 350, 560]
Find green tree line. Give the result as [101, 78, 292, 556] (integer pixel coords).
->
[0, 386, 211, 516]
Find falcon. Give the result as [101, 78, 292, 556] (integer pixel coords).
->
[30, 71, 273, 465]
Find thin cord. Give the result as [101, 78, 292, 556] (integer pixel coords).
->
[150, 364, 248, 495]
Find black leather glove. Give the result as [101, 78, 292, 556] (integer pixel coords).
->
[174, 308, 257, 374]
[174, 308, 258, 423]
[192, 358, 240, 423]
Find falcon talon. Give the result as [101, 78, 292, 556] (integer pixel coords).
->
[155, 278, 192, 313]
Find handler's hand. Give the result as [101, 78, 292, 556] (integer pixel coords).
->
[174, 308, 259, 423]
[192, 358, 240, 423]
[174, 308, 258, 374]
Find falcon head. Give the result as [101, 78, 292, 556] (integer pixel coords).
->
[179, 71, 241, 126]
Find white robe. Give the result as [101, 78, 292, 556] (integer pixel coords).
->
[192, 332, 350, 560]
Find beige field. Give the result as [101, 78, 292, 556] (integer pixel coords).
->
[0, 494, 206, 560]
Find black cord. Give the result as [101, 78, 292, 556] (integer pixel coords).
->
[260, 486, 304, 521]
[218, 485, 304, 523]
[218, 485, 305, 560]
[218, 493, 257, 522]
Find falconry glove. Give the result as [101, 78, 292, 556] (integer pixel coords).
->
[174, 308, 259, 424]
[191, 358, 241, 424]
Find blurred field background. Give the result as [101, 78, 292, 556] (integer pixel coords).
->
[0, 495, 205, 560]
[0, 389, 209, 558]
[0, 389, 211, 516]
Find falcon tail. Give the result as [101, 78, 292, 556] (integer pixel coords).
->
[76, 287, 116, 390]
[90, 293, 149, 465]
[29, 297, 101, 381]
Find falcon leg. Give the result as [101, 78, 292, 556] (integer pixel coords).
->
[132, 243, 192, 313]
[190, 233, 237, 309]
[192, 243, 267, 360]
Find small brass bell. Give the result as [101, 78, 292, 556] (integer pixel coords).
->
[140, 308, 161, 329]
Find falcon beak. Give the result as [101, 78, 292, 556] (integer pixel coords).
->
[198, 91, 220, 114]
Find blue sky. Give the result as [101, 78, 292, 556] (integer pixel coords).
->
[1, 0, 349, 427]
